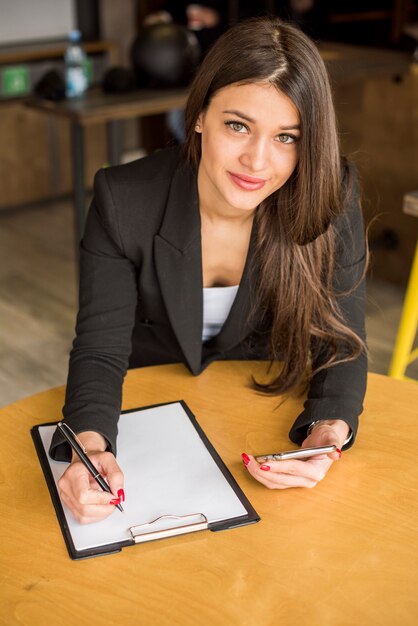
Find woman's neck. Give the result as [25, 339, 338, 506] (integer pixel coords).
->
[199, 200, 256, 228]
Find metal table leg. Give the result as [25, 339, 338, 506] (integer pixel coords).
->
[70, 121, 86, 244]
[47, 115, 60, 197]
[107, 120, 122, 166]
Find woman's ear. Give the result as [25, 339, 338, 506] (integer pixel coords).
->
[195, 113, 203, 133]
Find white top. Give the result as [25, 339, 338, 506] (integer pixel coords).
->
[202, 285, 239, 342]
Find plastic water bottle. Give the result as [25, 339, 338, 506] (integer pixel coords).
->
[64, 30, 88, 98]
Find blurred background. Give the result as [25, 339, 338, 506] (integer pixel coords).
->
[0, 0, 417, 406]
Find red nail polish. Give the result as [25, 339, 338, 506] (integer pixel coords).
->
[117, 489, 125, 502]
[109, 498, 121, 505]
[241, 453, 250, 466]
[336, 448, 342, 458]
[260, 465, 271, 471]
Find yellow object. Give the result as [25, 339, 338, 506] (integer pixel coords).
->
[389, 240, 418, 381]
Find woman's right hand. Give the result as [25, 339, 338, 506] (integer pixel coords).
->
[57, 431, 125, 524]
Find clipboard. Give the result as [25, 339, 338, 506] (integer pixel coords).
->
[31, 400, 260, 560]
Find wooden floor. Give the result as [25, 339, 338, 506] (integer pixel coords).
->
[0, 199, 416, 408]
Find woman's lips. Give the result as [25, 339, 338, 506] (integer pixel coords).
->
[228, 171, 267, 191]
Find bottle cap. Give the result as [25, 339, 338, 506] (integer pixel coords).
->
[69, 30, 82, 43]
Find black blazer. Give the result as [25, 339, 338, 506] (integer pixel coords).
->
[50, 147, 367, 461]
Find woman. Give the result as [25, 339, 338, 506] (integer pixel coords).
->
[51, 17, 367, 523]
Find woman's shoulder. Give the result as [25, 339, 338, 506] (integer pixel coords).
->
[94, 145, 184, 194]
[87, 145, 195, 254]
[331, 158, 361, 228]
[333, 158, 366, 265]
[340, 157, 359, 200]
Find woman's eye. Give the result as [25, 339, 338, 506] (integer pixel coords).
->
[226, 121, 248, 133]
[277, 134, 297, 144]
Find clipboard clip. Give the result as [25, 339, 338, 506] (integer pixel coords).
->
[129, 513, 208, 544]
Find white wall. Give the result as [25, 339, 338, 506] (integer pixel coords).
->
[0, 0, 76, 45]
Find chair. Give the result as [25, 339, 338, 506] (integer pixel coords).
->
[388, 191, 418, 381]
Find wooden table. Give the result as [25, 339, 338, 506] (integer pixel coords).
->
[1, 362, 417, 625]
[25, 87, 189, 242]
[317, 41, 410, 82]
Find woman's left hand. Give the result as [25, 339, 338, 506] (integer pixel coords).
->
[242, 419, 349, 490]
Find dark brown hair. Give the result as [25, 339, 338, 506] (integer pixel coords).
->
[184, 17, 367, 395]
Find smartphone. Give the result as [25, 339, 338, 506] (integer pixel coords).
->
[255, 445, 336, 463]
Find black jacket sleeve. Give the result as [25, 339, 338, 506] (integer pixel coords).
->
[49, 168, 139, 461]
[288, 173, 367, 449]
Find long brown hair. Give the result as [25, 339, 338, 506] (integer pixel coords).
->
[183, 17, 367, 395]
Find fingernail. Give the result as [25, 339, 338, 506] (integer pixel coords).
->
[241, 453, 250, 466]
[260, 465, 271, 471]
[336, 448, 342, 458]
[109, 498, 121, 505]
[242, 453, 250, 466]
[117, 489, 125, 502]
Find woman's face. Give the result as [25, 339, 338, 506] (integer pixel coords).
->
[196, 81, 300, 217]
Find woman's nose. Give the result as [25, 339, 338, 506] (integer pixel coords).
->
[239, 137, 270, 172]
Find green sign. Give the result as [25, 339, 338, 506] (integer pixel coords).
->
[83, 58, 92, 85]
[2, 65, 30, 96]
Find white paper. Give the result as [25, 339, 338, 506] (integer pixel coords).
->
[38, 402, 248, 552]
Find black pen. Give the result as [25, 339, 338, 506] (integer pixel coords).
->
[57, 422, 124, 513]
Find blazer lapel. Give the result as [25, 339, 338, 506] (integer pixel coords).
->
[154, 161, 203, 374]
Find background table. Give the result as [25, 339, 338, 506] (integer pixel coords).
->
[1, 362, 417, 625]
[25, 87, 189, 242]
